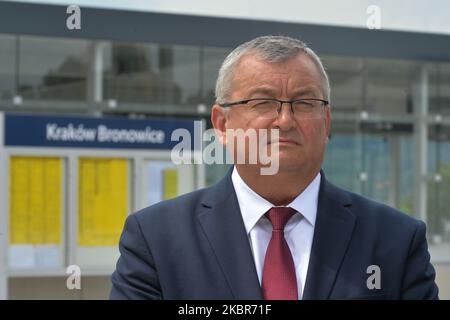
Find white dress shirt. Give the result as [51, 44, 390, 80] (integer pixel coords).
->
[231, 166, 320, 299]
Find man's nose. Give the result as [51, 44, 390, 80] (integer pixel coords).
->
[275, 103, 296, 130]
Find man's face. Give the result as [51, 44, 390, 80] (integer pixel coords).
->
[213, 52, 331, 174]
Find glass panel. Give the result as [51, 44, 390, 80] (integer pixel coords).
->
[365, 58, 418, 116]
[429, 62, 450, 117]
[325, 119, 415, 216]
[201, 46, 234, 186]
[316, 56, 363, 194]
[18, 35, 89, 101]
[323, 55, 363, 114]
[398, 136, 415, 216]
[201, 46, 230, 105]
[0, 34, 16, 101]
[428, 124, 450, 256]
[428, 61, 450, 260]
[323, 123, 363, 194]
[104, 42, 201, 108]
[361, 134, 391, 203]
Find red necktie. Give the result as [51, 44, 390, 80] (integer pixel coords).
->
[262, 207, 298, 300]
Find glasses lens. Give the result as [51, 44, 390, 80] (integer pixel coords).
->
[248, 99, 279, 119]
[244, 99, 325, 119]
[293, 100, 323, 119]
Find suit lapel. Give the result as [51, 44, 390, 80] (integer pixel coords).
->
[197, 167, 263, 299]
[303, 172, 356, 300]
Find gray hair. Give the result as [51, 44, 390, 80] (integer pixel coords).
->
[215, 35, 330, 104]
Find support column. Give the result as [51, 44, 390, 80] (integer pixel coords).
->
[87, 41, 104, 116]
[413, 66, 429, 223]
[389, 136, 400, 208]
[0, 113, 7, 299]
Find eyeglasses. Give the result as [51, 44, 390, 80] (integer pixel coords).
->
[219, 98, 329, 120]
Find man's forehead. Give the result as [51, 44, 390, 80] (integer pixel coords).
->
[237, 51, 312, 69]
[234, 53, 321, 84]
[232, 54, 322, 92]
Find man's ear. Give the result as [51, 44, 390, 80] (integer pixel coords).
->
[211, 104, 228, 145]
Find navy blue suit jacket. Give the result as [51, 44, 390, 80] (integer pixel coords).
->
[110, 168, 439, 299]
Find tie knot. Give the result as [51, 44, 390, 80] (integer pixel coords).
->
[265, 207, 296, 231]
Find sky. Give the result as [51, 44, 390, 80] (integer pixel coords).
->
[7, 0, 450, 35]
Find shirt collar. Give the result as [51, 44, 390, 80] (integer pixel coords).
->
[231, 166, 320, 235]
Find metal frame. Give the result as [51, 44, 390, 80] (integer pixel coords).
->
[0, 113, 7, 299]
[1, 1, 450, 62]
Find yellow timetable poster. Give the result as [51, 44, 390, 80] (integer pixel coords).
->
[163, 168, 178, 200]
[9, 156, 62, 245]
[78, 158, 128, 246]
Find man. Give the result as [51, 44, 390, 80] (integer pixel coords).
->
[110, 35, 439, 300]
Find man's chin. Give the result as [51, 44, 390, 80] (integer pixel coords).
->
[277, 162, 305, 172]
[268, 157, 305, 173]
[268, 150, 304, 164]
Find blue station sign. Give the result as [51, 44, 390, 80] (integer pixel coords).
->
[3, 113, 200, 150]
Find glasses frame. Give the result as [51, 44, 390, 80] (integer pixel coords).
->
[219, 98, 329, 117]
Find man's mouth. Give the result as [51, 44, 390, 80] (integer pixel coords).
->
[269, 138, 300, 145]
